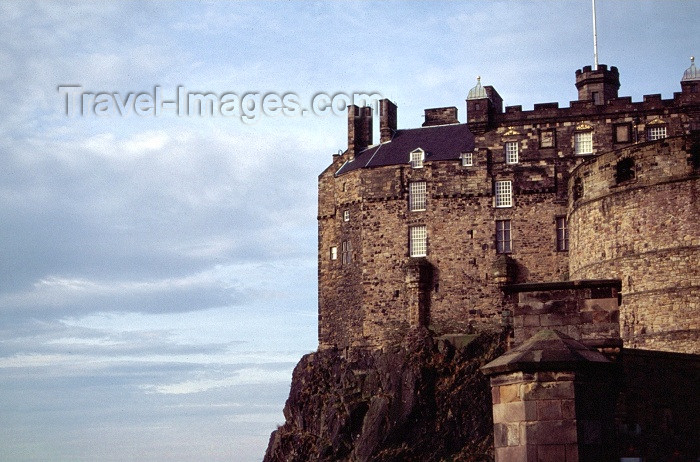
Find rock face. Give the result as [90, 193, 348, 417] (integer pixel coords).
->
[264, 329, 508, 462]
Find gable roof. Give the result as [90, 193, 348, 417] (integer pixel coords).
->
[336, 123, 474, 176]
[480, 329, 613, 376]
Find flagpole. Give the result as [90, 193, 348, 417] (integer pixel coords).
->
[592, 0, 599, 70]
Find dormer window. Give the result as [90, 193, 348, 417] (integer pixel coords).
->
[410, 148, 424, 169]
[461, 152, 473, 167]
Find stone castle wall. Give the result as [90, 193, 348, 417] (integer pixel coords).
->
[318, 63, 699, 351]
[318, 156, 571, 348]
[568, 135, 700, 353]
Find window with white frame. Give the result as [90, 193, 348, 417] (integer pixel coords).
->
[330, 246, 338, 260]
[495, 180, 513, 208]
[343, 210, 350, 221]
[505, 141, 519, 164]
[409, 181, 427, 211]
[556, 217, 568, 252]
[648, 126, 667, 141]
[496, 220, 512, 254]
[574, 131, 593, 155]
[341, 240, 352, 265]
[410, 148, 424, 169]
[409, 225, 427, 257]
[461, 152, 473, 167]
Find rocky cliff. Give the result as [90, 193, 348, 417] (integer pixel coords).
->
[264, 328, 509, 462]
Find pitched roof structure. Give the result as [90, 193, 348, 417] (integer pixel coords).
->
[481, 329, 614, 376]
[336, 123, 474, 176]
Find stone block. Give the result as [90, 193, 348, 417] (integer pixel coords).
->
[561, 399, 576, 420]
[493, 423, 508, 448]
[494, 422, 521, 447]
[536, 399, 562, 420]
[499, 383, 521, 403]
[495, 445, 534, 462]
[540, 313, 564, 327]
[533, 371, 575, 382]
[565, 443, 580, 462]
[582, 297, 618, 313]
[493, 401, 537, 423]
[521, 380, 575, 401]
[523, 420, 577, 444]
[523, 315, 541, 327]
[536, 444, 567, 462]
[492, 385, 501, 404]
[490, 371, 528, 387]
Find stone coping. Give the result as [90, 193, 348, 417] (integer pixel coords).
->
[502, 279, 621, 294]
[481, 329, 615, 376]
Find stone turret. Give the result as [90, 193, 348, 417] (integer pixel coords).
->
[681, 56, 699, 94]
[575, 64, 620, 105]
[466, 76, 503, 134]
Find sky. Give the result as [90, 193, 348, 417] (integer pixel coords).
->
[0, 1, 697, 461]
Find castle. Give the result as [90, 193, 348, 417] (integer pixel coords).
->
[318, 59, 700, 355]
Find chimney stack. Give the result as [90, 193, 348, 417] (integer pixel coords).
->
[347, 105, 373, 157]
[380, 99, 397, 143]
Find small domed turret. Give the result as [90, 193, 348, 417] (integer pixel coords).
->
[682, 56, 699, 82]
[467, 76, 487, 100]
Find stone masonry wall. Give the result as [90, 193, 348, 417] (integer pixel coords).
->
[490, 371, 577, 461]
[505, 280, 622, 350]
[318, 65, 699, 350]
[568, 135, 700, 353]
[319, 155, 571, 349]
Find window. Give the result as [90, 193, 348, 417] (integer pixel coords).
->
[409, 181, 427, 211]
[409, 225, 427, 257]
[556, 217, 568, 252]
[505, 141, 519, 164]
[410, 148, 424, 168]
[330, 246, 338, 260]
[343, 210, 350, 221]
[341, 240, 352, 265]
[495, 180, 513, 208]
[574, 131, 593, 155]
[461, 152, 473, 167]
[615, 158, 635, 184]
[539, 129, 555, 148]
[648, 126, 667, 141]
[614, 124, 632, 143]
[496, 220, 512, 254]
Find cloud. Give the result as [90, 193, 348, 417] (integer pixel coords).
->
[141, 367, 293, 395]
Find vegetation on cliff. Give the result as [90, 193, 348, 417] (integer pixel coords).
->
[264, 328, 509, 462]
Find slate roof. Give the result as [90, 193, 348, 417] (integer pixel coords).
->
[336, 123, 474, 176]
[480, 329, 614, 376]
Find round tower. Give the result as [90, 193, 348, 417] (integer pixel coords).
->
[568, 134, 700, 354]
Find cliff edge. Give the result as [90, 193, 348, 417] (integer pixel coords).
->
[264, 328, 508, 462]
